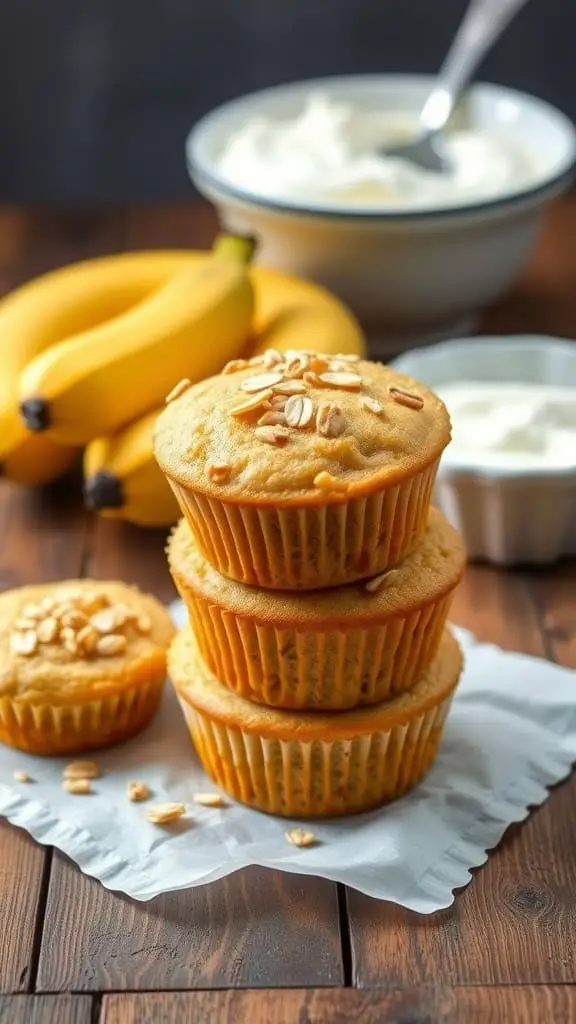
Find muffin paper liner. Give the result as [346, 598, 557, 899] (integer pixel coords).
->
[173, 565, 453, 709]
[0, 678, 164, 756]
[167, 458, 438, 590]
[177, 689, 454, 818]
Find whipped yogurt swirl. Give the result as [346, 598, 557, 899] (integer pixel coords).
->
[437, 382, 576, 470]
[216, 92, 539, 210]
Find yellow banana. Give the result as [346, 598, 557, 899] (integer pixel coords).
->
[1, 427, 78, 486]
[0, 251, 194, 460]
[250, 269, 366, 359]
[84, 410, 179, 527]
[20, 235, 255, 445]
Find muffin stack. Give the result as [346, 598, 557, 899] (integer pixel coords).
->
[155, 350, 465, 818]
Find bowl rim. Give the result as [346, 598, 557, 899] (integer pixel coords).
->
[186, 74, 576, 223]
[391, 334, 576, 480]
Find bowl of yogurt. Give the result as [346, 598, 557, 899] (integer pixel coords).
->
[391, 335, 576, 565]
[186, 75, 575, 343]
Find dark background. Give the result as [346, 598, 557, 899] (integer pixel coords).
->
[1, 0, 574, 203]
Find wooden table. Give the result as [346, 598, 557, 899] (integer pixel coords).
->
[0, 200, 574, 1024]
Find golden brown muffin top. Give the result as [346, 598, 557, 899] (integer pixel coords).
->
[170, 629, 462, 742]
[154, 350, 451, 505]
[168, 508, 465, 627]
[0, 580, 174, 702]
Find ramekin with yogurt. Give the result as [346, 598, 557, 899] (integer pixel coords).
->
[392, 336, 576, 566]
[187, 75, 575, 343]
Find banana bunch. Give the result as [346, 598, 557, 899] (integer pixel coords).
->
[0, 236, 366, 525]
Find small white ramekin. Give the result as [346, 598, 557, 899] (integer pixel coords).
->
[391, 336, 576, 566]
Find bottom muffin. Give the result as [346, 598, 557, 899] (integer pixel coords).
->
[169, 628, 463, 818]
[0, 580, 174, 755]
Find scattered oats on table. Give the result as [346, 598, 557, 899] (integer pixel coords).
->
[285, 828, 319, 848]
[146, 803, 187, 825]
[192, 792, 227, 808]
[63, 778, 93, 795]
[13, 770, 32, 783]
[127, 780, 151, 803]
[63, 760, 100, 781]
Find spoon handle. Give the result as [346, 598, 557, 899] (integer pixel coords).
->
[420, 0, 530, 135]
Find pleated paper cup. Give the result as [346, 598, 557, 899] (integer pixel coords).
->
[0, 671, 165, 756]
[168, 457, 438, 590]
[169, 628, 463, 819]
[168, 508, 465, 710]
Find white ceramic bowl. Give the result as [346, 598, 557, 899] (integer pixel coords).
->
[391, 336, 576, 566]
[186, 75, 576, 342]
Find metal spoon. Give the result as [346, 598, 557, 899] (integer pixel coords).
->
[383, 0, 530, 173]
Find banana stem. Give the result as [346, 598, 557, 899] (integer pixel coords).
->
[213, 233, 257, 265]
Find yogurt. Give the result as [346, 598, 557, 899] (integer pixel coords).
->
[437, 381, 576, 470]
[216, 92, 539, 210]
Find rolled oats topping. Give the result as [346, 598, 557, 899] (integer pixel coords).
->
[229, 390, 274, 418]
[388, 385, 424, 410]
[284, 395, 314, 429]
[316, 401, 346, 438]
[318, 371, 363, 390]
[8, 585, 158, 662]
[165, 378, 192, 404]
[254, 425, 291, 446]
[240, 372, 284, 393]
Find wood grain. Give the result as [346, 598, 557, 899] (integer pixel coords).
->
[0, 825, 46, 993]
[38, 862, 343, 991]
[0, 996, 92, 1024]
[348, 566, 576, 987]
[532, 565, 576, 669]
[101, 986, 576, 1024]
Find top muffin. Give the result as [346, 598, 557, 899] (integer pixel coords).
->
[154, 349, 450, 504]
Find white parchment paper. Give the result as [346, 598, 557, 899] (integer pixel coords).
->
[0, 606, 574, 912]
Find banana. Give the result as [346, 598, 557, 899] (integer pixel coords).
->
[0, 251, 193, 461]
[20, 235, 255, 445]
[250, 269, 366, 359]
[84, 410, 179, 527]
[1, 427, 77, 486]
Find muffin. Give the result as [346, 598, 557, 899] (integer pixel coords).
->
[0, 580, 174, 755]
[170, 628, 462, 818]
[154, 349, 451, 589]
[168, 508, 465, 709]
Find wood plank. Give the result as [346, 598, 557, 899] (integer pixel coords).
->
[38, 862, 343, 992]
[101, 987, 576, 1024]
[0, 824, 45, 993]
[39, 517, 343, 992]
[532, 564, 576, 669]
[0, 485, 88, 993]
[0, 207, 122, 995]
[123, 202, 217, 251]
[482, 194, 576, 338]
[0, 995, 91, 1024]
[348, 566, 576, 986]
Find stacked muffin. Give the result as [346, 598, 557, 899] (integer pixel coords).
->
[155, 350, 465, 818]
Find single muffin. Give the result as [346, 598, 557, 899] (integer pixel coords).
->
[169, 628, 462, 818]
[154, 349, 451, 589]
[168, 508, 465, 710]
[0, 580, 174, 755]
